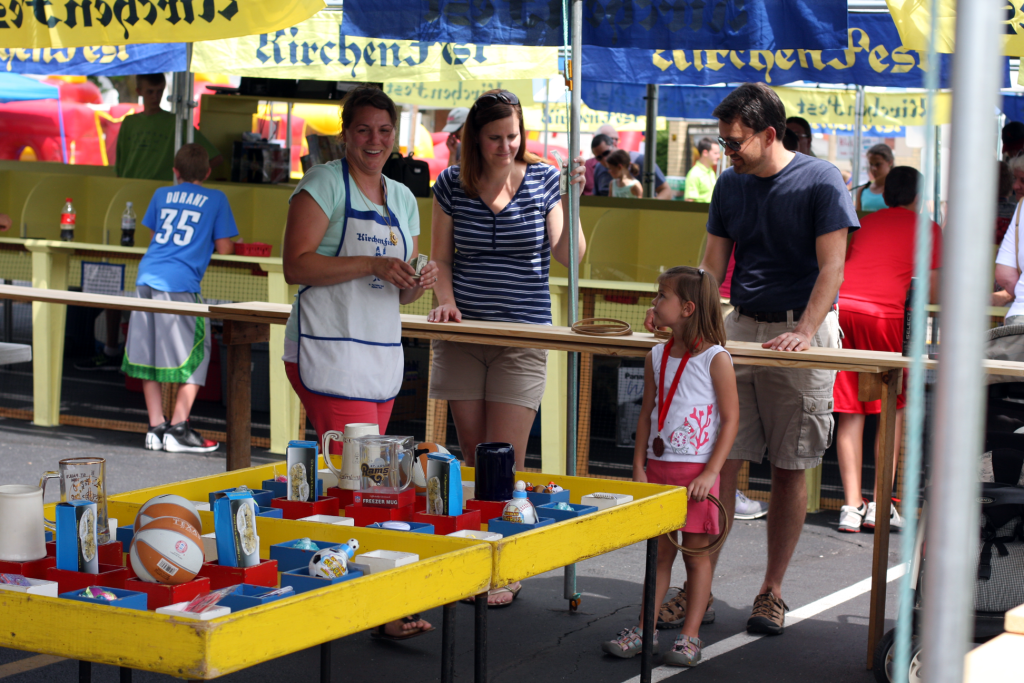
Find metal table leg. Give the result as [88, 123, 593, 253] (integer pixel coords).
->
[442, 603, 456, 683]
[119, 666, 132, 683]
[78, 660, 91, 683]
[640, 537, 659, 683]
[474, 591, 488, 683]
[320, 640, 331, 683]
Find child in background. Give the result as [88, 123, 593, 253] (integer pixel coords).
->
[606, 150, 643, 199]
[122, 143, 238, 453]
[601, 266, 738, 667]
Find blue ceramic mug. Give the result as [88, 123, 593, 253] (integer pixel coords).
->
[474, 442, 515, 501]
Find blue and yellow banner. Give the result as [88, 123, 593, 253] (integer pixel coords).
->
[0, 43, 185, 75]
[340, 0, 847, 50]
[582, 14, 971, 87]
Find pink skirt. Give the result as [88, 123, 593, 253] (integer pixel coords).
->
[646, 459, 721, 535]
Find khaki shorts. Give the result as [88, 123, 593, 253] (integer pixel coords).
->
[727, 308, 840, 470]
[429, 340, 547, 411]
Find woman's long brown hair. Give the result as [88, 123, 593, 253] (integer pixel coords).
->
[459, 89, 543, 199]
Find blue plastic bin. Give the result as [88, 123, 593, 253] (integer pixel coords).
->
[279, 566, 363, 594]
[485, 516, 556, 537]
[526, 489, 570, 506]
[217, 584, 294, 611]
[257, 506, 284, 518]
[534, 502, 598, 522]
[60, 587, 148, 611]
[269, 539, 344, 571]
[366, 521, 434, 534]
[115, 525, 134, 547]
[261, 479, 324, 501]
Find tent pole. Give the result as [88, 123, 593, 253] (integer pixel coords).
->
[172, 71, 183, 182]
[922, 2, 1002, 683]
[543, 79, 550, 162]
[851, 85, 864, 188]
[563, 0, 582, 608]
[184, 44, 195, 145]
[643, 84, 658, 198]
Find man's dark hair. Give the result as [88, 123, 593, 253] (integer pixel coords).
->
[1003, 121, 1024, 145]
[591, 134, 613, 151]
[999, 160, 1014, 199]
[696, 137, 714, 154]
[786, 116, 812, 138]
[783, 128, 799, 151]
[713, 83, 786, 142]
[137, 73, 166, 88]
[883, 166, 921, 208]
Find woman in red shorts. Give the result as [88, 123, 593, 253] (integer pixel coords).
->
[835, 167, 942, 534]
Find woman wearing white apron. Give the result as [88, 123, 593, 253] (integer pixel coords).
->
[282, 87, 438, 640]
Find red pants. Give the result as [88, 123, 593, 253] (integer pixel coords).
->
[285, 362, 394, 457]
[833, 309, 906, 414]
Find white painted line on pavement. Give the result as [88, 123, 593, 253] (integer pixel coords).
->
[619, 563, 908, 683]
[0, 654, 65, 679]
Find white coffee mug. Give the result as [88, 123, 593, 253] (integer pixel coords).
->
[0, 485, 47, 562]
[322, 423, 379, 491]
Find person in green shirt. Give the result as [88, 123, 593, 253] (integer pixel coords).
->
[115, 73, 222, 182]
[683, 137, 720, 203]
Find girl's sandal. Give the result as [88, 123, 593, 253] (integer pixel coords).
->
[663, 635, 703, 667]
[657, 587, 687, 627]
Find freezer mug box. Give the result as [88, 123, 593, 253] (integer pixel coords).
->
[286, 440, 319, 503]
[55, 500, 99, 574]
[418, 452, 462, 517]
[212, 492, 260, 568]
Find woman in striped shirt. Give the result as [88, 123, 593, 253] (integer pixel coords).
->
[425, 87, 585, 474]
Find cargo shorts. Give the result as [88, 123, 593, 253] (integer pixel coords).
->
[726, 308, 840, 470]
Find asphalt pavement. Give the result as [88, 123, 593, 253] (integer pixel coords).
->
[0, 420, 903, 683]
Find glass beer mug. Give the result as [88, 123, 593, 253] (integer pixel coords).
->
[40, 457, 109, 544]
[353, 436, 415, 492]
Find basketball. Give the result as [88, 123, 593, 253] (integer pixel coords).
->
[134, 494, 202, 533]
[129, 516, 205, 584]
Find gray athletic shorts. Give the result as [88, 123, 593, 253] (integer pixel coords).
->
[122, 285, 210, 386]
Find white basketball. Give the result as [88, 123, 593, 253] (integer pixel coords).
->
[134, 494, 202, 532]
[412, 443, 452, 488]
[130, 516, 205, 584]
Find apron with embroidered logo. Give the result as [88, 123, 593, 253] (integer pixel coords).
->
[296, 160, 410, 401]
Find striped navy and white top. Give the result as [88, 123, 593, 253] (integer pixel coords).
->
[434, 164, 561, 325]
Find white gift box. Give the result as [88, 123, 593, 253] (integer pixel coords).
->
[201, 532, 218, 563]
[297, 514, 354, 526]
[447, 529, 503, 541]
[317, 469, 339, 490]
[355, 550, 418, 574]
[156, 601, 230, 620]
[0, 577, 58, 597]
[580, 493, 634, 510]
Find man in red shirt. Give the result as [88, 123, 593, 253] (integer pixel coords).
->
[834, 166, 942, 534]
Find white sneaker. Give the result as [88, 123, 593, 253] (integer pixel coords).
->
[838, 501, 867, 533]
[734, 491, 769, 520]
[864, 501, 902, 532]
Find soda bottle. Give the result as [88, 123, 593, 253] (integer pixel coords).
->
[60, 198, 75, 242]
[120, 201, 136, 247]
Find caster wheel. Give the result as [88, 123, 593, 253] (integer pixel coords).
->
[873, 628, 923, 683]
[569, 595, 582, 612]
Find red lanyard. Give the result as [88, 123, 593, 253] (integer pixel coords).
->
[657, 337, 692, 435]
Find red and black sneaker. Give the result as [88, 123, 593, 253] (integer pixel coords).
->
[162, 420, 219, 453]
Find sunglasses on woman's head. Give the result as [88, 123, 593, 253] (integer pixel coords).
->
[477, 91, 520, 107]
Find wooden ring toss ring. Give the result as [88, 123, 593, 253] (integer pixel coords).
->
[666, 493, 731, 557]
[571, 318, 632, 336]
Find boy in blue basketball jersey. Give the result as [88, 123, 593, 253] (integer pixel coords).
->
[123, 143, 238, 453]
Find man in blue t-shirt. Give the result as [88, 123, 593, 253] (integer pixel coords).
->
[122, 143, 238, 453]
[648, 83, 859, 636]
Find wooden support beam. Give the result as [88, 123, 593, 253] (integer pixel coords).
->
[223, 320, 255, 471]
[866, 369, 900, 669]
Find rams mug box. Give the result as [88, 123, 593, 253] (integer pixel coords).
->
[212, 492, 260, 568]
[286, 440, 319, 502]
[55, 500, 99, 574]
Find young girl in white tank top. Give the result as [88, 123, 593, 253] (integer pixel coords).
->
[601, 266, 738, 667]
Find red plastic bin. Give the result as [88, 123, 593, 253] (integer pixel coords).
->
[126, 576, 211, 609]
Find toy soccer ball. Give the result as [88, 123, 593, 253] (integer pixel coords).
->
[308, 539, 360, 578]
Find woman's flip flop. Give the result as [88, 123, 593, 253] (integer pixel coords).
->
[370, 614, 435, 641]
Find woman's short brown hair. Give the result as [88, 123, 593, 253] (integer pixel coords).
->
[340, 86, 398, 135]
[173, 143, 209, 182]
[459, 89, 543, 199]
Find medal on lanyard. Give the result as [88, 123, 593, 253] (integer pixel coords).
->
[652, 337, 693, 457]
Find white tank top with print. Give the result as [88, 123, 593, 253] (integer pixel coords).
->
[647, 343, 730, 464]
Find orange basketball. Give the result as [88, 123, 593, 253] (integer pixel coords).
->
[134, 494, 202, 533]
[129, 516, 204, 584]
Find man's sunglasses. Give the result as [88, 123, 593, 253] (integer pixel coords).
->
[717, 132, 760, 152]
[477, 90, 520, 107]
[595, 149, 611, 161]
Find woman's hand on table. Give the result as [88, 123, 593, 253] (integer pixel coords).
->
[371, 257, 419, 289]
[428, 303, 463, 323]
[418, 261, 440, 289]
